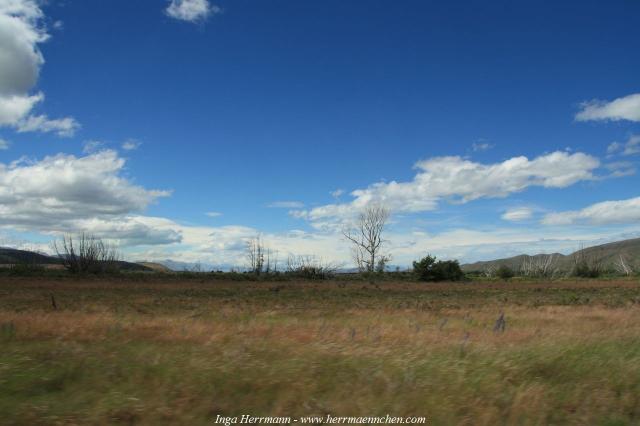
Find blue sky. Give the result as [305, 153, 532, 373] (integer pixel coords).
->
[1, 0, 640, 267]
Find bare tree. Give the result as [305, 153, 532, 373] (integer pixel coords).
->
[343, 204, 391, 273]
[572, 244, 605, 278]
[53, 233, 120, 274]
[246, 235, 265, 274]
[520, 254, 559, 279]
[614, 254, 633, 276]
[245, 235, 279, 274]
[483, 265, 497, 278]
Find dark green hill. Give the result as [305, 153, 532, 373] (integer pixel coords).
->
[0, 248, 61, 265]
[0, 247, 151, 272]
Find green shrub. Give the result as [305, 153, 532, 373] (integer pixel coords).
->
[413, 255, 437, 281]
[572, 260, 602, 278]
[413, 255, 464, 282]
[496, 265, 515, 280]
[8, 262, 45, 276]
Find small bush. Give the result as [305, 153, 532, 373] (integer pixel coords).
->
[285, 255, 340, 280]
[413, 255, 464, 282]
[572, 260, 602, 278]
[496, 265, 515, 280]
[572, 248, 604, 278]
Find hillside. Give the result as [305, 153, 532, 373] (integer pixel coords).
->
[137, 262, 173, 273]
[462, 237, 640, 273]
[0, 248, 61, 265]
[0, 247, 152, 272]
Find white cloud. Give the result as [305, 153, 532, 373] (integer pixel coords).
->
[604, 161, 636, 178]
[71, 216, 182, 246]
[331, 188, 345, 198]
[165, 0, 219, 22]
[16, 113, 79, 137]
[82, 140, 103, 154]
[576, 93, 640, 122]
[0, 138, 8, 150]
[125, 218, 640, 268]
[121, 139, 141, 151]
[0, 92, 42, 126]
[0, 0, 78, 135]
[0, 148, 630, 266]
[542, 197, 640, 226]
[293, 151, 600, 228]
[622, 135, 640, 156]
[0, 149, 170, 231]
[128, 222, 352, 267]
[472, 141, 494, 152]
[205, 211, 222, 217]
[0, 1, 45, 95]
[501, 207, 533, 222]
[607, 135, 640, 157]
[607, 142, 622, 155]
[268, 201, 305, 209]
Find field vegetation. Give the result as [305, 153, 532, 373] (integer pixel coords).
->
[1, 276, 640, 425]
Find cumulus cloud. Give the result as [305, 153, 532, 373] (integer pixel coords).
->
[501, 207, 534, 222]
[268, 201, 305, 209]
[293, 151, 600, 228]
[0, 93, 42, 126]
[0, 149, 170, 232]
[0, 1, 44, 94]
[73, 216, 182, 246]
[542, 197, 640, 226]
[126, 220, 640, 268]
[576, 93, 640, 122]
[165, 0, 219, 22]
[0, 0, 78, 135]
[129, 222, 352, 267]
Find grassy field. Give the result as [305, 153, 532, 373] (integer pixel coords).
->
[2, 277, 640, 425]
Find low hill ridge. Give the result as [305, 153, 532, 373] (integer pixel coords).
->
[462, 237, 640, 272]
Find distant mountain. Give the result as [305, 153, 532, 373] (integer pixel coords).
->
[462, 237, 640, 273]
[137, 262, 173, 272]
[0, 247, 152, 272]
[154, 260, 218, 272]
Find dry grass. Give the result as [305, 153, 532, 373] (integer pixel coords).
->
[1, 277, 640, 425]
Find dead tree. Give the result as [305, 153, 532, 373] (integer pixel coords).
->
[53, 233, 120, 274]
[520, 254, 559, 279]
[246, 235, 265, 275]
[615, 254, 633, 276]
[343, 204, 390, 273]
[572, 245, 605, 278]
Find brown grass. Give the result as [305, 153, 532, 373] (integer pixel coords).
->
[1, 277, 640, 425]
